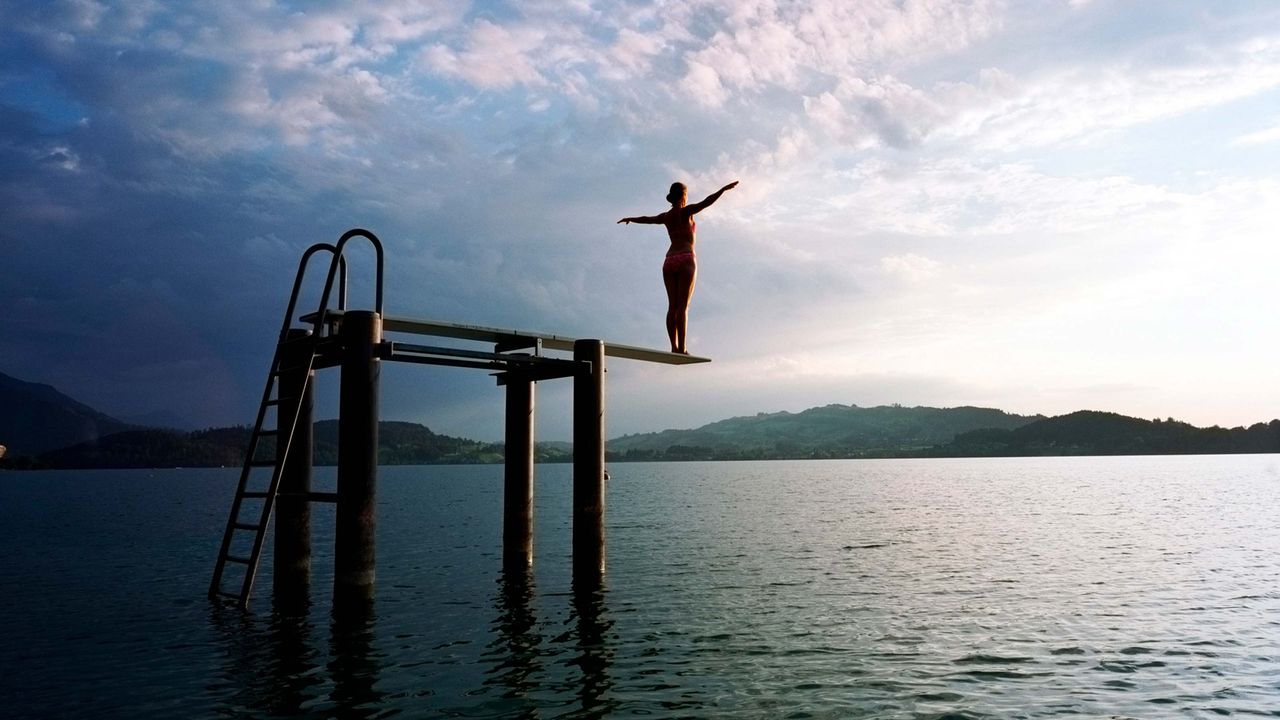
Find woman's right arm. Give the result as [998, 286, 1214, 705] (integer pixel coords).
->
[618, 213, 666, 225]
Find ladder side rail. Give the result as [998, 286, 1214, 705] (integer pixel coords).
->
[208, 375, 285, 597]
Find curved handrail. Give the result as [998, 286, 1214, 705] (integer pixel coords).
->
[277, 243, 346, 343]
[310, 228, 384, 333]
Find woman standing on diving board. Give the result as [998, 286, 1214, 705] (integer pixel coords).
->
[618, 180, 738, 355]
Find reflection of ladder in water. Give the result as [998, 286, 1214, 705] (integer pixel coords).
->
[208, 241, 356, 608]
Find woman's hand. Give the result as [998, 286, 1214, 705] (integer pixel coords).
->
[722, 181, 739, 191]
[617, 218, 631, 224]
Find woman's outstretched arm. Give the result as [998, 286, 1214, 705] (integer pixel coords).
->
[686, 180, 739, 214]
[618, 213, 667, 225]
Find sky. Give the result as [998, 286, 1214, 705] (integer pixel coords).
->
[3, 0, 1280, 442]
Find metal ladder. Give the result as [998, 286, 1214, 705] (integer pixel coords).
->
[208, 244, 347, 607]
[209, 229, 383, 608]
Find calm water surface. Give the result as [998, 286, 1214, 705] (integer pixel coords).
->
[2, 455, 1279, 718]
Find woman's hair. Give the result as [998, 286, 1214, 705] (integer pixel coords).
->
[666, 182, 687, 205]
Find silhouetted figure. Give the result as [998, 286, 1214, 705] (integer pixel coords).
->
[619, 180, 739, 354]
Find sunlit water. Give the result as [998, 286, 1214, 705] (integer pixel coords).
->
[2, 455, 1279, 718]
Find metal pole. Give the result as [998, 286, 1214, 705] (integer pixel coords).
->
[274, 328, 313, 605]
[572, 339, 606, 580]
[503, 374, 535, 569]
[335, 311, 381, 604]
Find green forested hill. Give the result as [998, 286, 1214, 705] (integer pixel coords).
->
[312, 420, 504, 464]
[608, 404, 1043, 461]
[33, 421, 572, 469]
[935, 410, 1280, 456]
[37, 428, 248, 469]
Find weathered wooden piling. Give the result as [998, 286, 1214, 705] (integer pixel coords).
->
[572, 339, 606, 580]
[335, 311, 381, 602]
[274, 328, 314, 603]
[503, 373, 535, 568]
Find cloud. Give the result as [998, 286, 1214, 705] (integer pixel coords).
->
[935, 35, 1280, 151]
[607, 27, 663, 75]
[880, 253, 941, 282]
[681, 61, 730, 107]
[804, 74, 945, 149]
[1232, 121, 1280, 145]
[424, 20, 550, 90]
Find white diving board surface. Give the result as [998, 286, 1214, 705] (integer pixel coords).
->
[301, 310, 709, 365]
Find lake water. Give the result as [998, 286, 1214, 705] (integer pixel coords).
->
[2, 455, 1279, 718]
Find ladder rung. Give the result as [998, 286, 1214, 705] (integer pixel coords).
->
[257, 429, 280, 437]
[264, 396, 297, 407]
[224, 555, 252, 564]
[213, 590, 241, 600]
[241, 491, 270, 499]
[248, 459, 277, 467]
[232, 522, 260, 531]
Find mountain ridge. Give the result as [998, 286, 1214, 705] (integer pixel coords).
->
[3, 369, 1278, 468]
[610, 404, 1043, 460]
[0, 370, 134, 455]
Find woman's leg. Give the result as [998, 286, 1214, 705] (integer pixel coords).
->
[663, 259, 696, 353]
[663, 266, 681, 352]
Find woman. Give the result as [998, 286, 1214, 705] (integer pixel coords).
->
[618, 180, 738, 354]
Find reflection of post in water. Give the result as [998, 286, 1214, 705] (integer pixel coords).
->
[329, 594, 383, 718]
[266, 597, 324, 715]
[486, 563, 543, 715]
[569, 572, 616, 718]
[208, 605, 272, 714]
[209, 592, 380, 718]
[207, 602, 322, 717]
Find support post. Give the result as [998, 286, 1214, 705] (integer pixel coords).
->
[335, 311, 381, 605]
[274, 328, 314, 605]
[572, 339, 606, 581]
[503, 373, 535, 569]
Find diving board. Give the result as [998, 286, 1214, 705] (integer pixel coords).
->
[302, 309, 711, 365]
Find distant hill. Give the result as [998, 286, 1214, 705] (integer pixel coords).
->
[609, 404, 1042, 461]
[0, 370, 133, 455]
[5, 368, 1278, 468]
[312, 420, 499, 465]
[934, 410, 1280, 457]
[34, 420, 573, 469]
[39, 427, 248, 469]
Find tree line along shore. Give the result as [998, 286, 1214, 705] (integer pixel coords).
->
[4, 406, 1278, 470]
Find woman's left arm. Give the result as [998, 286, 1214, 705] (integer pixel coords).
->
[618, 213, 666, 224]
